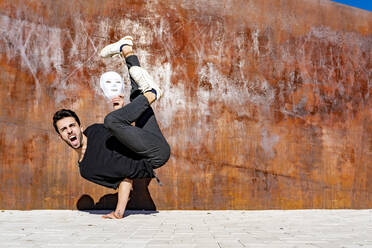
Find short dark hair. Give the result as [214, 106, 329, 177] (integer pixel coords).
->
[53, 109, 81, 134]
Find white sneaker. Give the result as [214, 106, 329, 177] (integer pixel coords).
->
[129, 66, 162, 100]
[100, 36, 133, 58]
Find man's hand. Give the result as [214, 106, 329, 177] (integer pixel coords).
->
[102, 211, 123, 219]
[102, 179, 133, 220]
[112, 95, 124, 110]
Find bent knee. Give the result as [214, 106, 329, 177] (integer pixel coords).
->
[103, 113, 116, 130]
[155, 143, 171, 168]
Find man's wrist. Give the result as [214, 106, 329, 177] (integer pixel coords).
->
[115, 210, 123, 218]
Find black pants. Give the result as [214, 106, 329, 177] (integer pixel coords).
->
[103, 55, 170, 169]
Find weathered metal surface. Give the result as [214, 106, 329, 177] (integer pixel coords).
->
[0, 0, 371, 209]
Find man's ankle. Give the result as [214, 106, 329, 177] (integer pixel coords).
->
[121, 46, 134, 58]
[143, 91, 156, 104]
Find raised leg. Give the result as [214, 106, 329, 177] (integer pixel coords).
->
[104, 94, 170, 168]
[104, 44, 170, 168]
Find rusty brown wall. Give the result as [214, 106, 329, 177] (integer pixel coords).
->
[0, 0, 371, 210]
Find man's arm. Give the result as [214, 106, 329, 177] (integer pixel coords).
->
[103, 178, 133, 219]
[103, 94, 134, 219]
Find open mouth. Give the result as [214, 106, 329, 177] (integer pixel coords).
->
[69, 135, 79, 147]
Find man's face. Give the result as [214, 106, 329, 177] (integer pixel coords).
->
[100, 71, 124, 99]
[56, 117, 83, 149]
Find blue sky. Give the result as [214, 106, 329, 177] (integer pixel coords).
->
[330, 0, 372, 11]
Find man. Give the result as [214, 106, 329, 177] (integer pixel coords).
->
[53, 36, 170, 219]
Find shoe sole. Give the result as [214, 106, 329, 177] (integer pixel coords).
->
[100, 36, 133, 58]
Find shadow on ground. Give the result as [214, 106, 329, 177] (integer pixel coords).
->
[76, 178, 157, 215]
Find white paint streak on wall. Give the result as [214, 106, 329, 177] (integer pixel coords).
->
[0, 14, 64, 101]
[198, 62, 275, 108]
[151, 63, 184, 129]
[252, 29, 260, 56]
[261, 128, 280, 159]
[0, 14, 103, 104]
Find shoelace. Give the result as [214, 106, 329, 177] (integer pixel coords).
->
[153, 171, 163, 186]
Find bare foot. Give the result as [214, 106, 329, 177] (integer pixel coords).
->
[102, 211, 123, 219]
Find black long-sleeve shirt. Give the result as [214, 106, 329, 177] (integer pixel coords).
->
[78, 124, 154, 189]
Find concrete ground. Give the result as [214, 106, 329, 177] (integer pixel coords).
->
[0, 210, 371, 248]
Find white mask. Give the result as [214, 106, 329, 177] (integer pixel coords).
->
[99, 71, 124, 99]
